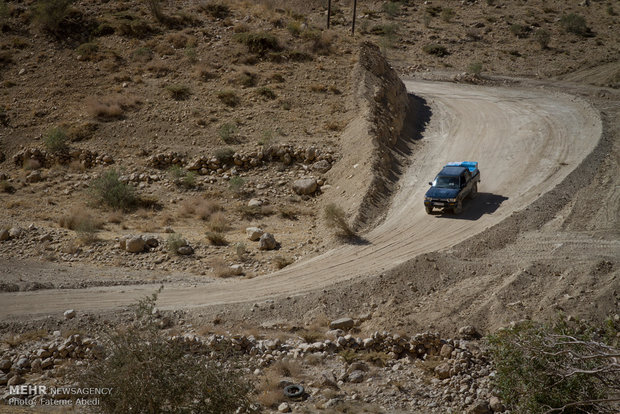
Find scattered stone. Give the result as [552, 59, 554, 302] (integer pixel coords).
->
[434, 362, 451, 379]
[0, 229, 9, 241]
[348, 370, 365, 383]
[277, 402, 291, 413]
[248, 198, 262, 207]
[259, 233, 277, 250]
[7, 375, 24, 386]
[26, 170, 43, 183]
[8, 227, 23, 239]
[312, 159, 332, 173]
[246, 227, 264, 241]
[125, 236, 146, 253]
[230, 264, 244, 275]
[468, 401, 492, 414]
[489, 396, 505, 413]
[64, 309, 76, 320]
[144, 237, 159, 248]
[440, 344, 454, 359]
[0, 359, 11, 372]
[177, 245, 194, 255]
[292, 178, 317, 195]
[458, 325, 481, 339]
[329, 317, 354, 330]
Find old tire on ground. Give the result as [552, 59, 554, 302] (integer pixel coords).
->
[470, 183, 478, 199]
[283, 384, 304, 399]
[453, 200, 463, 215]
[425, 205, 433, 214]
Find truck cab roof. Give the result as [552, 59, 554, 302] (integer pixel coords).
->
[439, 166, 468, 177]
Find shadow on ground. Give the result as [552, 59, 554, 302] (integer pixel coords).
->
[433, 193, 509, 220]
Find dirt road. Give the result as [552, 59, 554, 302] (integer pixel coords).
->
[0, 80, 602, 320]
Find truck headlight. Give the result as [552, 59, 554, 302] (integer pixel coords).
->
[447, 198, 457, 202]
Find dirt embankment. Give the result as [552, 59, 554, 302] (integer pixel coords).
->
[326, 42, 424, 231]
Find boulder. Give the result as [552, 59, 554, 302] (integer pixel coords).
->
[246, 227, 264, 241]
[8, 227, 23, 239]
[489, 396, 505, 413]
[259, 233, 277, 250]
[144, 237, 159, 248]
[292, 178, 317, 195]
[329, 317, 354, 330]
[230, 264, 244, 275]
[64, 309, 76, 320]
[126, 236, 145, 253]
[440, 344, 454, 359]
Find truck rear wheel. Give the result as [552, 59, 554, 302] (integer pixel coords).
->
[453, 200, 463, 215]
[425, 205, 433, 214]
[470, 183, 478, 199]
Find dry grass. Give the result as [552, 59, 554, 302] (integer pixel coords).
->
[206, 231, 228, 246]
[212, 259, 237, 278]
[86, 95, 141, 120]
[273, 255, 293, 269]
[3, 329, 48, 348]
[146, 61, 173, 77]
[58, 207, 103, 232]
[255, 369, 286, 408]
[208, 211, 229, 232]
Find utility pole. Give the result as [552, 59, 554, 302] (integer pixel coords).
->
[352, 0, 358, 35]
[327, 0, 331, 29]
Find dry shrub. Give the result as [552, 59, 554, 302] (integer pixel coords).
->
[86, 95, 141, 120]
[271, 358, 302, 378]
[65, 121, 98, 142]
[196, 199, 221, 220]
[166, 32, 191, 49]
[146, 61, 173, 77]
[273, 255, 293, 270]
[255, 369, 286, 409]
[307, 30, 336, 55]
[58, 207, 103, 232]
[107, 211, 123, 224]
[310, 83, 327, 93]
[196, 66, 219, 81]
[212, 259, 236, 277]
[324, 203, 356, 239]
[206, 231, 227, 246]
[325, 120, 343, 131]
[237, 204, 274, 220]
[208, 211, 228, 232]
[3, 329, 48, 348]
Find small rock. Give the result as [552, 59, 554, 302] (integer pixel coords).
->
[277, 402, 291, 413]
[64, 309, 76, 320]
[230, 264, 244, 275]
[434, 362, 451, 379]
[0, 359, 11, 372]
[7, 375, 24, 386]
[329, 317, 354, 330]
[440, 344, 454, 359]
[177, 245, 194, 255]
[126, 236, 146, 253]
[248, 198, 262, 207]
[458, 325, 481, 339]
[312, 159, 332, 173]
[259, 233, 277, 250]
[348, 370, 365, 383]
[8, 227, 23, 239]
[246, 227, 264, 241]
[0, 229, 9, 241]
[489, 396, 505, 412]
[144, 237, 159, 248]
[292, 178, 317, 195]
[468, 401, 492, 414]
[26, 170, 43, 183]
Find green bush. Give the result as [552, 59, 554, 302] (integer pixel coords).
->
[33, 0, 74, 34]
[467, 62, 483, 75]
[214, 147, 235, 164]
[78, 289, 252, 414]
[423, 43, 449, 57]
[218, 123, 237, 144]
[44, 127, 69, 154]
[488, 319, 619, 414]
[167, 165, 196, 189]
[233, 32, 280, 55]
[560, 13, 590, 37]
[89, 169, 138, 210]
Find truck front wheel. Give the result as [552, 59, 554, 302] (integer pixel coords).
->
[425, 205, 433, 215]
[453, 200, 463, 215]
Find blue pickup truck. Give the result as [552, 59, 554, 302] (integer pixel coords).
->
[424, 162, 480, 214]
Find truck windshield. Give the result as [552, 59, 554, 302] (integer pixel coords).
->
[434, 176, 459, 188]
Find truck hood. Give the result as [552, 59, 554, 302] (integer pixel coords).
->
[425, 187, 459, 199]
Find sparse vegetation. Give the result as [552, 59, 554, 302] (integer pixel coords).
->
[214, 147, 235, 164]
[166, 84, 191, 100]
[560, 13, 590, 37]
[382, 1, 401, 19]
[273, 255, 293, 269]
[423, 43, 449, 57]
[468, 62, 483, 75]
[534, 29, 551, 49]
[257, 86, 276, 100]
[200, 2, 230, 19]
[228, 176, 245, 193]
[488, 318, 619, 414]
[44, 127, 69, 154]
[89, 169, 138, 211]
[219, 123, 237, 144]
[206, 231, 227, 246]
[1, 180, 15, 194]
[78, 289, 252, 413]
[217, 90, 240, 107]
[510, 23, 530, 38]
[441, 8, 455, 23]
[75, 42, 98, 60]
[166, 233, 186, 254]
[208, 211, 228, 232]
[324, 203, 356, 239]
[33, 0, 74, 35]
[234, 32, 280, 55]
